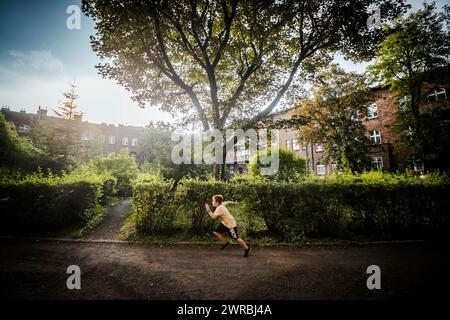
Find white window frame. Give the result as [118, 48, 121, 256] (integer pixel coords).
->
[122, 137, 129, 146]
[370, 130, 382, 144]
[427, 88, 447, 102]
[316, 144, 324, 152]
[413, 160, 424, 172]
[367, 103, 379, 119]
[108, 135, 116, 145]
[18, 124, 30, 133]
[285, 139, 290, 149]
[292, 139, 300, 151]
[131, 138, 138, 146]
[372, 156, 383, 170]
[316, 164, 326, 176]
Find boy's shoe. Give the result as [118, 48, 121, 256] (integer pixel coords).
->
[220, 242, 230, 250]
[243, 245, 251, 257]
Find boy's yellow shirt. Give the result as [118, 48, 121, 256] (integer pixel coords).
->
[215, 202, 237, 228]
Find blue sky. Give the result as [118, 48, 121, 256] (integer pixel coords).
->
[0, 0, 448, 126]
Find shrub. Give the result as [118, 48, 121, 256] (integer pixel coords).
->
[0, 170, 115, 234]
[80, 149, 138, 196]
[132, 173, 176, 233]
[175, 178, 239, 235]
[248, 147, 307, 183]
[131, 171, 450, 241]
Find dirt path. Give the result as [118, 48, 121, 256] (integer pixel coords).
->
[0, 240, 449, 300]
[82, 199, 131, 240]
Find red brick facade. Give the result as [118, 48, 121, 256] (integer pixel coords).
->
[1, 106, 142, 158]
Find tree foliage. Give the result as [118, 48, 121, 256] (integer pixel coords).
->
[248, 147, 307, 182]
[82, 0, 407, 130]
[0, 113, 58, 172]
[295, 65, 373, 172]
[368, 3, 450, 170]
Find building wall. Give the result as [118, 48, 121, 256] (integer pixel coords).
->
[1, 106, 143, 158]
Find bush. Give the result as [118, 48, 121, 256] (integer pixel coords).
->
[0, 113, 59, 172]
[248, 147, 307, 183]
[132, 173, 176, 233]
[175, 178, 238, 235]
[0, 170, 115, 234]
[79, 149, 138, 196]
[131, 171, 450, 241]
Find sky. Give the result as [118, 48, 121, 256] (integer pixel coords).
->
[0, 0, 448, 127]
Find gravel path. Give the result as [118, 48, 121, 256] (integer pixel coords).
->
[0, 240, 449, 300]
[82, 199, 131, 240]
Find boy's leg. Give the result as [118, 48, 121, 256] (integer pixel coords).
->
[213, 231, 228, 244]
[236, 238, 249, 251]
[229, 227, 250, 256]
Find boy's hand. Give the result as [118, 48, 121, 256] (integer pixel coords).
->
[204, 203, 211, 212]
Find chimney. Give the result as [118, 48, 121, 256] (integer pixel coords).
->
[37, 106, 48, 119]
[73, 113, 83, 122]
[20, 108, 26, 113]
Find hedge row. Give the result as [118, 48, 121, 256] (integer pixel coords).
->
[0, 174, 116, 234]
[132, 176, 450, 240]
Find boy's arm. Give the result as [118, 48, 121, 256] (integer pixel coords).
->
[204, 203, 220, 220]
[222, 201, 237, 206]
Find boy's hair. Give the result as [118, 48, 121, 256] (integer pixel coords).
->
[212, 195, 223, 204]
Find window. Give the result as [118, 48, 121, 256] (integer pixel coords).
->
[332, 161, 341, 173]
[292, 139, 300, 151]
[81, 131, 94, 141]
[405, 126, 414, 140]
[368, 103, 378, 119]
[427, 88, 447, 102]
[108, 135, 116, 145]
[370, 130, 381, 144]
[316, 144, 324, 152]
[351, 111, 360, 122]
[413, 160, 424, 172]
[18, 124, 30, 133]
[316, 164, 326, 176]
[398, 95, 410, 112]
[285, 139, 290, 149]
[122, 137, 129, 146]
[372, 157, 383, 170]
[131, 138, 138, 146]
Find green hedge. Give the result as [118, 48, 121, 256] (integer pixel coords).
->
[132, 174, 176, 233]
[0, 181, 97, 233]
[0, 171, 116, 234]
[132, 173, 450, 240]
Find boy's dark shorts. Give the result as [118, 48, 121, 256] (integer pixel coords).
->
[215, 223, 239, 240]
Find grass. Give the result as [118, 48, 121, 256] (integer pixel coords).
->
[75, 196, 121, 238]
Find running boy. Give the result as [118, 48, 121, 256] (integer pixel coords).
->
[204, 195, 251, 257]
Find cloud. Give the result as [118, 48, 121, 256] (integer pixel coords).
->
[8, 50, 64, 71]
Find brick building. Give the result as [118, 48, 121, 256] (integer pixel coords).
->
[225, 75, 450, 176]
[1, 106, 143, 158]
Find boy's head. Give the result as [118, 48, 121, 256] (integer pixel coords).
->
[211, 195, 223, 207]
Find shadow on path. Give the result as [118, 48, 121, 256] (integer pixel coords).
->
[82, 199, 131, 240]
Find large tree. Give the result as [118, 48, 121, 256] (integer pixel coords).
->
[82, 0, 406, 131]
[368, 3, 450, 170]
[295, 65, 372, 172]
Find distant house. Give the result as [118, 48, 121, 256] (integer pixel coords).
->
[1, 106, 143, 159]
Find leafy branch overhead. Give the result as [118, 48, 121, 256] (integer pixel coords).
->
[82, 0, 407, 130]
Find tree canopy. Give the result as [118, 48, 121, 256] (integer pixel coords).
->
[368, 3, 450, 170]
[82, 0, 407, 131]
